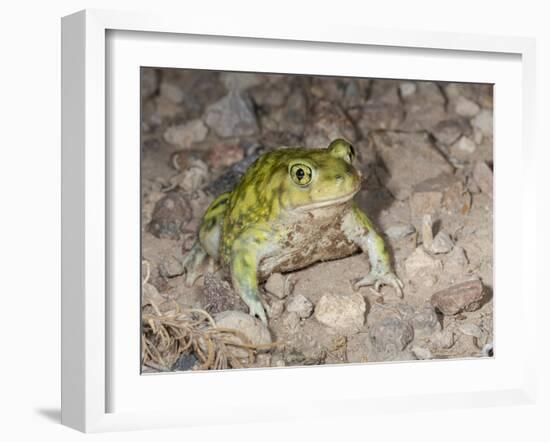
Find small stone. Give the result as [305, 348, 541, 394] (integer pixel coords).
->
[304, 100, 357, 148]
[369, 317, 414, 357]
[315, 292, 366, 334]
[472, 161, 493, 198]
[172, 353, 199, 371]
[399, 81, 417, 97]
[203, 274, 247, 314]
[282, 311, 300, 332]
[207, 143, 245, 170]
[399, 82, 447, 132]
[141, 68, 158, 99]
[267, 299, 285, 319]
[385, 223, 416, 240]
[430, 231, 454, 254]
[431, 119, 466, 146]
[411, 345, 433, 360]
[164, 119, 208, 149]
[168, 158, 209, 192]
[148, 192, 192, 239]
[409, 174, 471, 221]
[214, 311, 272, 359]
[444, 246, 469, 273]
[422, 214, 434, 250]
[451, 136, 477, 157]
[455, 96, 480, 117]
[397, 303, 441, 337]
[286, 294, 314, 319]
[471, 109, 493, 137]
[431, 279, 484, 315]
[160, 82, 184, 104]
[204, 91, 259, 138]
[405, 247, 442, 277]
[357, 102, 404, 132]
[142, 282, 165, 307]
[430, 329, 456, 349]
[158, 255, 184, 278]
[264, 273, 292, 299]
[458, 323, 483, 339]
[221, 72, 262, 91]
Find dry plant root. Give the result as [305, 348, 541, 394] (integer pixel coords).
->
[141, 302, 279, 371]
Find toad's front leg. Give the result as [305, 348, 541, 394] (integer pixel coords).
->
[342, 203, 403, 296]
[229, 228, 274, 324]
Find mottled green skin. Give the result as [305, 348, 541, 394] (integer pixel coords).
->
[183, 139, 402, 323]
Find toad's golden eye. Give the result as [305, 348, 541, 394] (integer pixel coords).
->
[290, 163, 313, 186]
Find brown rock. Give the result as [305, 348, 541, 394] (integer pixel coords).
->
[409, 173, 471, 221]
[430, 279, 484, 315]
[148, 191, 193, 239]
[472, 161, 493, 198]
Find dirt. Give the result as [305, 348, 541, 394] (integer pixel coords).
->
[140, 68, 493, 372]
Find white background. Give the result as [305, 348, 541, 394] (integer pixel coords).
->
[0, 1, 548, 441]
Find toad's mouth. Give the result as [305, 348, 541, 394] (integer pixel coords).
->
[295, 186, 360, 212]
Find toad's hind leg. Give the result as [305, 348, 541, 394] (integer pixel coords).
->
[182, 192, 230, 286]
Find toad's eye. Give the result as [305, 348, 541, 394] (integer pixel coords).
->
[290, 164, 313, 186]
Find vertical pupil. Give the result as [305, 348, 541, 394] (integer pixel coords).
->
[296, 168, 305, 180]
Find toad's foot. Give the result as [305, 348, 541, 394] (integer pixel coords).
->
[354, 271, 404, 297]
[182, 241, 207, 286]
[245, 297, 268, 325]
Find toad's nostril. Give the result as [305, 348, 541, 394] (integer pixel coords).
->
[335, 175, 343, 182]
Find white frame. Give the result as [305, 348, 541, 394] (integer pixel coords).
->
[61, 9, 537, 433]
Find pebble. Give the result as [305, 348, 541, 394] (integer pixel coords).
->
[346, 332, 371, 363]
[172, 352, 199, 371]
[455, 95, 480, 117]
[409, 174, 471, 221]
[163, 119, 208, 149]
[399, 82, 447, 132]
[472, 161, 493, 198]
[202, 274, 247, 314]
[214, 310, 272, 359]
[399, 81, 417, 97]
[431, 279, 484, 315]
[458, 322, 483, 339]
[158, 255, 184, 278]
[204, 91, 259, 138]
[304, 100, 357, 148]
[431, 119, 465, 146]
[264, 273, 292, 299]
[286, 294, 314, 319]
[430, 329, 456, 349]
[444, 246, 469, 273]
[267, 299, 285, 319]
[405, 247, 442, 277]
[397, 303, 441, 337]
[314, 292, 366, 334]
[451, 136, 477, 156]
[207, 143, 245, 170]
[421, 214, 434, 250]
[411, 345, 433, 360]
[369, 317, 414, 357]
[148, 191, 193, 239]
[385, 223, 416, 240]
[430, 231, 454, 254]
[471, 109, 493, 137]
[141, 282, 165, 307]
[141, 68, 158, 99]
[358, 102, 404, 132]
[282, 311, 301, 332]
[221, 72, 262, 91]
[168, 158, 209, 192]
[160, 82, 184, 104]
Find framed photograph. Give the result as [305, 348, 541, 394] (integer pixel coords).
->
[61, 9, 537, 433]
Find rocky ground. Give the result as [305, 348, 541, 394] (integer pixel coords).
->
[140, 68, 494, 372]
